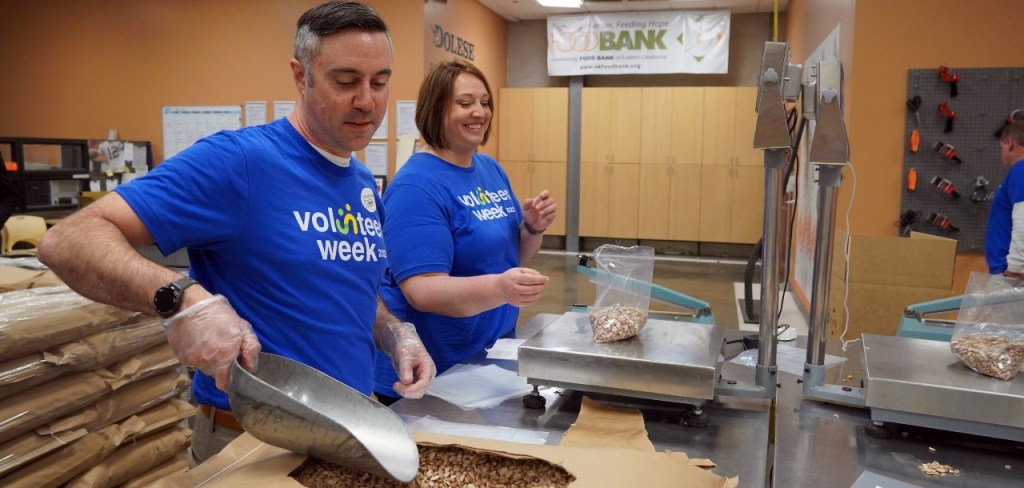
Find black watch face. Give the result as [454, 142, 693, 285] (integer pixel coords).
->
[154, 285, 181, 316]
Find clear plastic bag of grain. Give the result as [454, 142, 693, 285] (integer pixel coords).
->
[292, 444, 574, 487]
[951, 273, 1024, 380]
[588, 245, 654, 343]
[950, 323, 1024, 380]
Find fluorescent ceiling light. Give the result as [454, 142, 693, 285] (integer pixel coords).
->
[537, 0, 583, 8]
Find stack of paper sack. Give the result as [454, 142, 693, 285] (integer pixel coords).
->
[0, 285, 194, 487]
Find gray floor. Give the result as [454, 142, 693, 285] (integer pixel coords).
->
[518, 251, 750, 331]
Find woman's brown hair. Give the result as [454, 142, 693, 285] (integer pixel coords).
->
[415, 59, 493, 150]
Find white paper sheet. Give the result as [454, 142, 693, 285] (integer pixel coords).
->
[273, 100, 295, 120]
[244, 101, 267, 127]
[426, 363, 532, 410]
[162, 106, 242, 159]
[402, 415, 549, 445]
[396, 100, 419, 139]
[362, 142, 387, 175]
[485, 338, 526, 361]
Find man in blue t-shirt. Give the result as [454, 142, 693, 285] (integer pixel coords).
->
[38, 1, 435, 466]
[986, 121, 1024, 276]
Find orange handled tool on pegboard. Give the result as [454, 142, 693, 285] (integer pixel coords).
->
[906, 96, 922, 152]
[907, 167, 918, 191]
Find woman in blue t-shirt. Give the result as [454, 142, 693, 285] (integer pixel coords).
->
[374, 60, 557, 403]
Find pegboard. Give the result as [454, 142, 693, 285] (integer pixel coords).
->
[900, 67, 1024, 252]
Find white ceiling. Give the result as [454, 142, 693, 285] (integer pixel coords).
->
[477, 0, 789, 22]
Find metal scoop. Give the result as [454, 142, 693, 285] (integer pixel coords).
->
[228, 352, 419, 482]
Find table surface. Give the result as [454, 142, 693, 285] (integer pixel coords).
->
[391, 313, 1024, 488]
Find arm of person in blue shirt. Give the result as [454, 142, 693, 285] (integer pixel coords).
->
[374, 296, 435, 398]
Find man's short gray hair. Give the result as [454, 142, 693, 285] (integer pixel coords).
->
[293, 1, 389, 83]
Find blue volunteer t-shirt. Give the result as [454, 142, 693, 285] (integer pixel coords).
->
[986, 160, 1024, 274]
[374, 152, 521, 397]
[116, 117, 388, 409]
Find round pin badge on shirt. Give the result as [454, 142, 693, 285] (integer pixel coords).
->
[361, 188, 376, 212]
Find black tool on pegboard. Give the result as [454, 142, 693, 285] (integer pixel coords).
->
[969, 176, 991, 203]
[898, 209, 921, 237]
[994, 109, 1024, 138]
[926, 212, 959, 232]
[939, 66, 960, 97]
[938, 100, 957, 132]
[930, 175, 960, 199]
[932, 141, 963, 164]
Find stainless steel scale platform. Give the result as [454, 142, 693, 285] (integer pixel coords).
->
[518, 311, 724, 405]
[862, 333, 1024, 442]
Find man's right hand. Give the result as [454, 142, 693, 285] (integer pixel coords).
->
[162, 295, 261, 392]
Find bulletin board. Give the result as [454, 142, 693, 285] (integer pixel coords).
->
[899, 67, 1024, 252]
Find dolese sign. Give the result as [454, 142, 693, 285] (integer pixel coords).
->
[547, 10, 730, 76]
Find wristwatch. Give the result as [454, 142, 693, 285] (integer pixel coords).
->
[154, 275, 198, 318]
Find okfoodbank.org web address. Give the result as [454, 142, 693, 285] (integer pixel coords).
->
[580, 63, 640, 70]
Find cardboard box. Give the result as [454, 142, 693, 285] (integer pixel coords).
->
[78, 191, 109, 208]
[827, 231, 955, 339]
[0, 265, 63, 292]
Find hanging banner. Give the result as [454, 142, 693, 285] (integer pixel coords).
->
[547, 10, 729, 76]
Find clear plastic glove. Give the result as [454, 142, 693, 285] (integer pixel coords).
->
[162, 295, 261, 392]
[380, 322, 435, 398]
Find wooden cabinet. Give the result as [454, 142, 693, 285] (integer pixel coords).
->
[498, 88, 568, 162]
[502, 160, 567, 235]
[498, 88, 569, 236]
[640, 87, 704, 165]
[695, 87, 765, 244]
[701, 87, 761, 167]
[498, 86, 765, 245]
[698, 165, 764, 244]
[638, 87, 704, 240]
[579, 163, 639, 238]
[581, 88, 643, 163]
[638, 164, 701, 241]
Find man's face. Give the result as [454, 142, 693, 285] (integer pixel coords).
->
[295, 30, 391, 157]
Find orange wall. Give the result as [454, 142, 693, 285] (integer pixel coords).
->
[423, 0, 508, 160]
[850, 0, 1024, 293]
[0, 0, 425, 177]
[785, 0, 1024, 294]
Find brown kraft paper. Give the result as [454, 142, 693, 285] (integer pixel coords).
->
[0, 371, 110, 444]
[0, 416, 146, 488]
[120, 454, 188, 488]
[64, 426, 192, 488]
[0, 287, 135, 361]
[155, 396, 741, 486]
[99, 343, 180, 390]
[0, 428, 88, 477]
[36, 371, 190, 436]
[0, 317, 164, 400]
